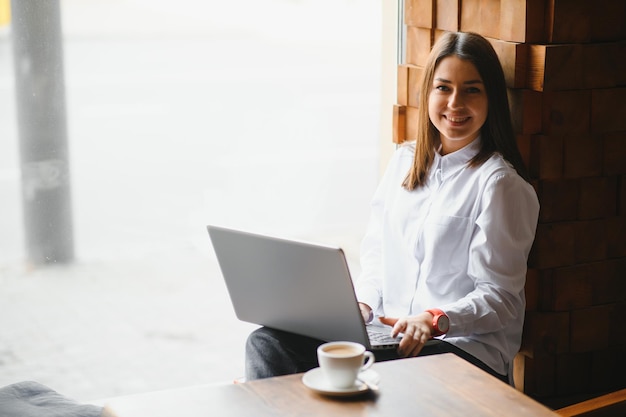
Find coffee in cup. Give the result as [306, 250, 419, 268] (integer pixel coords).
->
[317, 341, 375, 389]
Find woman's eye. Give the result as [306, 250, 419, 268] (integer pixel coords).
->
[435, 85, 449, 92]
[467, 87, 481, 93]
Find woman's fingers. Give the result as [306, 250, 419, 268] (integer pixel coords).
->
[397, 320, 431, 356]
[407, 341, 423, 357]
[383, 314, 434, 356]
[379, 316, 398, 327]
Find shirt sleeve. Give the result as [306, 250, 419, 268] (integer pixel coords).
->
[441, 171, 540, 337]
[355, 178, 386, 313]
[355, 149, 404, 313]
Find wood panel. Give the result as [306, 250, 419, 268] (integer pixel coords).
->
[578, 177, 618, 220]
[405, 0, 434, 28]
[545, 0, 590, 43]
[459, 0, 481, 34]
[397, 65, 409, 106]
[508, 89, 542, 134]
[528, 44, 583, 92]
[435, 0, 459, 31]
[602, 132, 626, 175]
[499, 0, 546, 43]
[591, 88, 626, 133]
[537, 179, 578, 222]
[562, 134, 602, 179]
[407, 65, 423, 108]
[393, 105, 406, 144]
[492, 39, 528, 88]
[405, 26, 432, 67]
[541, 90, 590, 136]
[529, 134, 563, 179]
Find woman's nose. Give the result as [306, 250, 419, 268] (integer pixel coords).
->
[448, 90, 464, 109]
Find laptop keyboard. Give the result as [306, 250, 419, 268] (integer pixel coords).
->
[367, 327, 400, 344]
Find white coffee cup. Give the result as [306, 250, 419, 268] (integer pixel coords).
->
[317, 341, 375, 389]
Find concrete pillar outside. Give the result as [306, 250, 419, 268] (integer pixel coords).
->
[11, 0, 75, 264]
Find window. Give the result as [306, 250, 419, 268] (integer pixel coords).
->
[0, 0, 383, 400]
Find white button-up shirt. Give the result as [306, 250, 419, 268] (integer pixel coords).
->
[356, 138, 539, 375]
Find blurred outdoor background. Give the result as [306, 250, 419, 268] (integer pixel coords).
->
[0, 0, 385, 402]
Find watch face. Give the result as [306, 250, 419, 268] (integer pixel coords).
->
[438, 315, 450, 332]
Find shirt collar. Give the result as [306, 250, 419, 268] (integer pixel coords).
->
[431, 137, 482, 182]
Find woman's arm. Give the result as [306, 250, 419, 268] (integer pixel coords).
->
[354, 147, 409, 314]
[442, 172, 539, 336]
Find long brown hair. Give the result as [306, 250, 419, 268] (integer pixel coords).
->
[402, 31, 529, 190]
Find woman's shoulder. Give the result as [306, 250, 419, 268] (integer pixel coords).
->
[478, 154, 540, 213]
[478, 153, 533, 190]
[376, 142, 417, 186]
[480, 152, 520, 177]
[395, 141, 416, 158]
[384, 141, 416, 170]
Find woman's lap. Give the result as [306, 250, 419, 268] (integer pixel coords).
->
[245, 327, 508, 384]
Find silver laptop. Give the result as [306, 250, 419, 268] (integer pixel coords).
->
[207, 225, 400, 350]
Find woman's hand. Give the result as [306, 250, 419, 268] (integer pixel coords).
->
[358, 302, 373, 324]
[384, 312, 434, 357]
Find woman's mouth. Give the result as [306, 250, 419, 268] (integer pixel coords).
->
[445, 115, 470, 124]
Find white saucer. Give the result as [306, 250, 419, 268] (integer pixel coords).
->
[302, 368, 380, 397]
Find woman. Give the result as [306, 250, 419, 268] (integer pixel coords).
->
[246, 31, 539, 383]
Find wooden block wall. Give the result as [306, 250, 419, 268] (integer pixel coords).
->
[395, 0, 626, 406]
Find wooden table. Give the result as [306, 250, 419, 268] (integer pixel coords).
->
[99, 353, 558, 417]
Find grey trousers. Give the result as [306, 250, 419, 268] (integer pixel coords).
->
[245, 327, 509, 383]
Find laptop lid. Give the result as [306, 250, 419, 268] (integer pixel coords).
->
[207, 225, 374, 348]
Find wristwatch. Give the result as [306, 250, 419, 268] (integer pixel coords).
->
[426, 308, 450, 336]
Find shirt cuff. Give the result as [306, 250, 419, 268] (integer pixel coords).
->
[355, 287, 381, 317]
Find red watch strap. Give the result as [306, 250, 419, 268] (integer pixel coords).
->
[426, 308, 448, 336]
[426, 308, 445, 318]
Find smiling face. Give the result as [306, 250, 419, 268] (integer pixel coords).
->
[428, 55, 488, 155]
